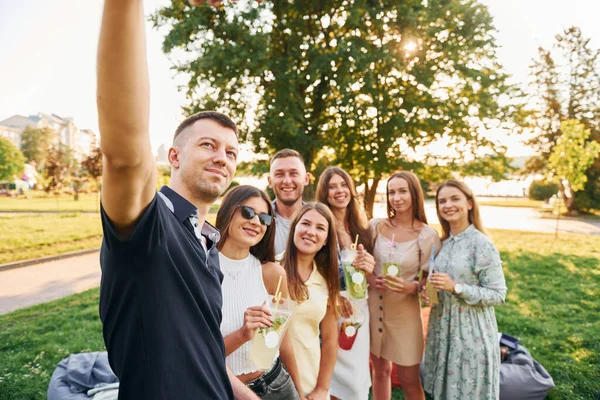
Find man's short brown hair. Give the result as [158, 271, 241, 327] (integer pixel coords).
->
[270, 148, 304, 165]
[173, 111, 237, 144]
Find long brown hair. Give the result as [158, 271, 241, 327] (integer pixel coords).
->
[281, 202, 341, 312]
[215, 185, 275, 263]
[436, 179, 486, 240]
[386, 171, 428, 226]
[316, 166, 373, 253]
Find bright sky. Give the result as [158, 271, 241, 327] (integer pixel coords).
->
[1, 0, 599, 159]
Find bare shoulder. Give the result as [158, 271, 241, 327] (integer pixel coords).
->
[368, 218, 381, 230]
[262, 261, 287, 283]
[262, 261, 286, 275]
[419, 224, 440, 239]
[412, 220, 426, 231]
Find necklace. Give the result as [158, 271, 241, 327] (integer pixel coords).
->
[221, 264, 249, 280]
[220, 254, 251, 280]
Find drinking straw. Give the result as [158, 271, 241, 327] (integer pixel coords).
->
[352, 234, 359, 251]
[272, 275, 283, 315]
[430, 245, 436, 273]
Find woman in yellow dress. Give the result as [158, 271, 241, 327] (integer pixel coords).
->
[282, 203, 341, 400]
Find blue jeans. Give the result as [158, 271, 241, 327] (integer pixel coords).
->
[247, 358, 300, 400]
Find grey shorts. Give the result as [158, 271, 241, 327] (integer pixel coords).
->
[247, 358, 300, 400]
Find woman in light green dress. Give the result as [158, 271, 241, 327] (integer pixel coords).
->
[422, 180, 507, 399]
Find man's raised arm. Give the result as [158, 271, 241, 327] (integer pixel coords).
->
[97, 0, 157, 236]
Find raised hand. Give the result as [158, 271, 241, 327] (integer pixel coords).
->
[352, 244, 375, 275]
[240, 302, 272, 341]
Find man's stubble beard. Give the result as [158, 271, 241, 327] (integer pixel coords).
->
[196, 181, 223, 202]
[183, 172, 226, 203]
[276, 188, 303, 207]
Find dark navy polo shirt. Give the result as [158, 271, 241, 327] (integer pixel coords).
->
[99, 185, 233, 400]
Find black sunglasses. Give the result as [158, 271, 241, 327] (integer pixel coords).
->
[238, 205, 273, 226]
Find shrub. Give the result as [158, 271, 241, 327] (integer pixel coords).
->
[528, 180, 558, 201]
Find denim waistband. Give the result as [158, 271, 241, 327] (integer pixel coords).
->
[247, 358, 282, 394]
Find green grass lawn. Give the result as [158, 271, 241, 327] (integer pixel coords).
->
[1, 229, 598, 399]
[0, 212, 217, 265]
[493, 229, 600, 399]
[478, 198, 600, 219]
[0, 213, 103, 264]
[0, 193, 101, 213]
[0, 193, 221, 214]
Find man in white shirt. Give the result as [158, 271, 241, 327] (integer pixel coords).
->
[268, 149, 310, 255]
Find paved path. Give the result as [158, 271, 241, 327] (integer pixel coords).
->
[373, 202, 600, 236]
[0, 252, 100, 315]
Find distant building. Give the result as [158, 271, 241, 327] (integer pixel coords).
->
[0, 113, 98, 159]
[78, 129, 97, 158]
[157, 144, 168, 164]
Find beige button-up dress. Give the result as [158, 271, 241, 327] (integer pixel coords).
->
[368, 220, 440, 366]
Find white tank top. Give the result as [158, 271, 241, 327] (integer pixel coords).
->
[219, 253, 272, 375]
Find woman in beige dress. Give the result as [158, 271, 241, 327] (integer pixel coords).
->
[368, 171, 440, 400]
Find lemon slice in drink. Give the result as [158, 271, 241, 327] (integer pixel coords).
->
[387, 265, 399, 276]
[344, 325, 357, 337]
[264, 331, 280, 349]
[352, 272, 364, 284]
[353, 283, 364, 296]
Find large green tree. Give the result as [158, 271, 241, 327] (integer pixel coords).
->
[153, 0, 523, 215]
[20, 126, 54, 167]
[0, 137, 26, 182]
[527, 27, 600, 211]
[548, 120, 600, 211]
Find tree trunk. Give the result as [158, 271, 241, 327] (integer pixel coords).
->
[559, 179, 578, 215]
[363, 176, 381, 220]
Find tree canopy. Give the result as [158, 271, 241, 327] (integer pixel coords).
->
[527, 26, 600, 211]
[20, 126, 54, 167]
[153, 0, 524, 214]
[548, 119, 600, 210]
[0, 137, 26, 182]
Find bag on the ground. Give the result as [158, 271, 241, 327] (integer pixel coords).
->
[500, 343, 555, 400]
[48, 351, 119, 400]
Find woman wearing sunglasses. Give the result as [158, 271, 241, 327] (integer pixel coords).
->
[215, 185, 303, 399]
[282, 203, 341, 400]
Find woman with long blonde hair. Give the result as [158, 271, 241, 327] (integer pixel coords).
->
[422, 180, 507, 399]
